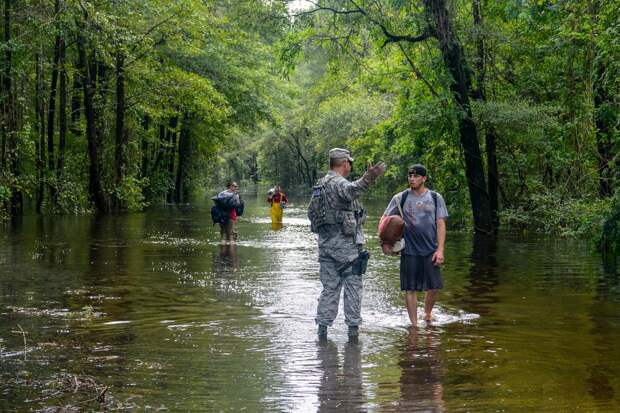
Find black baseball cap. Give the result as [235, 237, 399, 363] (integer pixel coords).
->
[408, 164, 427, 176]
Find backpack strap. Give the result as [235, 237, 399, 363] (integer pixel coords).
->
[395, 193, 405, 217]
[399, 189, 409, 211]
[430, 190, 438, 221]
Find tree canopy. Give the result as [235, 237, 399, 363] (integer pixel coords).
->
[1, 0, 618, 243]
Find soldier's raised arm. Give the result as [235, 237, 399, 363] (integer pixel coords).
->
[335, 161, 387, 202]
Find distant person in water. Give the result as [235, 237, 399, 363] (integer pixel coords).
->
[267, 185, 288, 225]
[213, 181, 244, 244]
[381, 164, 448, 326]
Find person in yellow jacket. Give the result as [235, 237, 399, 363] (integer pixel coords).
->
[267, 185, 288, 226]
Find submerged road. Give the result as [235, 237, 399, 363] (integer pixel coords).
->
[1, 193, 619, 411]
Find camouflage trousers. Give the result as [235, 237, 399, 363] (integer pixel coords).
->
[315, 259, 363, 327]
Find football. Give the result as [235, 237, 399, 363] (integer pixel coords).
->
[378, 215, 404, 245]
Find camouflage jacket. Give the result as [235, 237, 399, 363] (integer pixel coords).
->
[316, 170, 370, 264]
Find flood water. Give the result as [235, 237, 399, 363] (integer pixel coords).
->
[1, 191, 620, 412]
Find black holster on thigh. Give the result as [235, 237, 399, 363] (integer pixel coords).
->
[339, 250, 370, 276]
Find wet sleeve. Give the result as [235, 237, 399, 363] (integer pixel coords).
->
[333, 176, 370, 202]
[436, 193, 449, 219]
[383, 196, 399, 216]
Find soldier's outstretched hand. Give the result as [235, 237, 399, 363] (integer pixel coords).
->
[364, 161, 386, 183]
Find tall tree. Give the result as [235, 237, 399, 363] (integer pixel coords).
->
[471, 0, 499, 228]
[113, 49, 127, 211]
[47, 27, 61, 203]
[590, 0, 619, 197]
[76, 28, 107, 212]
[175, 114, 190, 204]
[56, 38, 67, 195]
[35, 51, 45, 212]
[424, 0, 493, 233]
[2, 0, 21, 214]
[295, 0, 494, 233]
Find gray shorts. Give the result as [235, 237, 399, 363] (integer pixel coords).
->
[400, 253, 443, 291]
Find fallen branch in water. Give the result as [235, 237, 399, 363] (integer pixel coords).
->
[10, 324, 28, 361]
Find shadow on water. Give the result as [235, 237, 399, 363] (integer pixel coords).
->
[601, 251, 618, 275]
[86, 215, 138, 347]
[586, 257, 620, 403]
[214, 243, 239, 273]
[316, 339, 365, 412]
[397, 326, 445, 412]
[453, 233, 499, 317]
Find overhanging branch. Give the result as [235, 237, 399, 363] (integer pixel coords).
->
[397, 43, 439, 97]
[348, 0, 431, 47]
[298, 0, 362, 16]
[301, 0, 431, 47]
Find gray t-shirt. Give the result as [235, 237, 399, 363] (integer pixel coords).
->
[384, 189, 448, 256]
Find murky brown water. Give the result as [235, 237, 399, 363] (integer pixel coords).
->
[1, 192, 619, 412]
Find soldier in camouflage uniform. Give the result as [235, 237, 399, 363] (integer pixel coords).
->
[312, 148, 386, 339]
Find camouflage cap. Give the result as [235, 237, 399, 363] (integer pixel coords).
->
[329, 148, 354, 162]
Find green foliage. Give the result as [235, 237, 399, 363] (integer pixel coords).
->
[263, 0, 619, 243]
[113, 176, 149, 211]
[0, 0, 289, 213]
[1, 0, 617, 250]
[500, 191, 610, 238]
[0, 185, 10, 201]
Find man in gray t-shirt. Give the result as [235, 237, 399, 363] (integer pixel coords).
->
[382, 164, 448, 326]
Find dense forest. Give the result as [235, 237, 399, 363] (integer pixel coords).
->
[0, 1, 618, 253]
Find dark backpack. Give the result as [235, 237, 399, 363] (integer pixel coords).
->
[210, 204, 229, 225]
[235, 199, 244, 217]
[213, 195, 235, 210]
[308, 175, 336, 233]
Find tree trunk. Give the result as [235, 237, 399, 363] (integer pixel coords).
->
[141, 115, 150, 178]
[140, 116, 151, 200]
[175, 115, 190, 203]
[47, 1, 62, 202]
[296, 130, 314, 187]
[166, 117, 178, 204]
[150, 123, 166, 176]
[94, 58, 108, 194]
[35, 52, 46, 212]
[424, 0, 493, 234]
[472, 0, 485, 99]
[472, 0, 499, 228]
[56, 39, 67, 196]
[594, 61, 616, 197]
[70, 67, 81, 135]
[113, 50, 126, 212]
[0, 0, 9, 169]
[77, 31, 107, 212]
[485, 128, 499, 225]
[3, 0, 21, 214]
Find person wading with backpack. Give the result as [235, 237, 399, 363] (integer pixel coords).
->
[381, 164, 448, 326]
[212, 181, 243, 244]
[308, 148, 386, 340]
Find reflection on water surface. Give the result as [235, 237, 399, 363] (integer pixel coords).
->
[1, 193, 619, 412]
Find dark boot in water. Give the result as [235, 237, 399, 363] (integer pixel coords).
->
[318, 324, 328, 340]
[348, 325, 359, 338]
